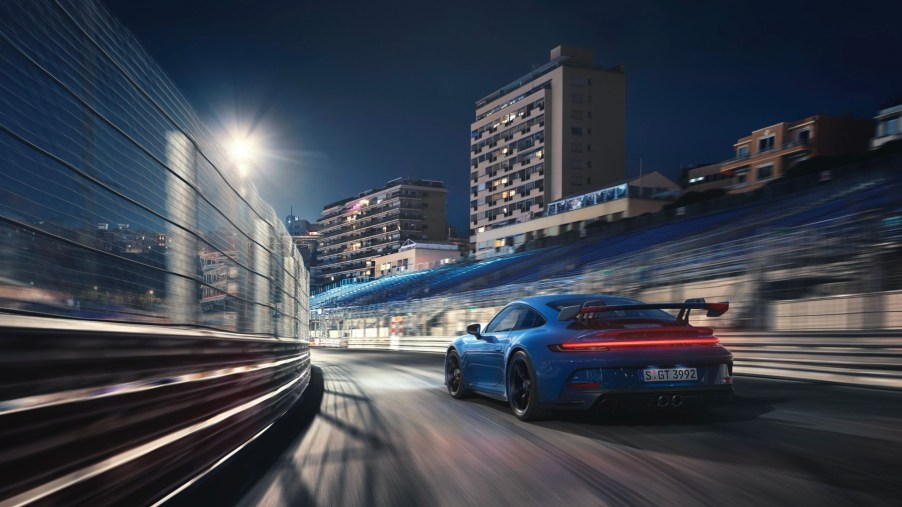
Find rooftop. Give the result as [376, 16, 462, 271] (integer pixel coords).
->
[475, 45, 622, 109]
[321, 177, 446, 211]
[876, 103, 902, 119]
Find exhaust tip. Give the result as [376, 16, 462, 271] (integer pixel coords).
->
[671, 394, 684, 408]
[656, 395, 670, 408]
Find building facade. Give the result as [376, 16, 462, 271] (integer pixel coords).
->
[373, 240, 461, 278]
[285, 215, 321, 268]
[872, 103, 902, 150]
[315, 178, 447, 288]
[720, 115, 874, 192]
[682, 163, 732, 192]
[473, 172, 678, 259]
[469, 46, 626, 252]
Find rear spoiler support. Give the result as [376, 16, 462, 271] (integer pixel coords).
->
[557, 298, 729, 322]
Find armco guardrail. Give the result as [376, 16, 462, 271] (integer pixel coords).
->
[718, 332, 902, 390]
[0, 316, 311, 506]
[338, 332, 902, 390]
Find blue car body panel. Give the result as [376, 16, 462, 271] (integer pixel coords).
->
[446, 294, 734, 411]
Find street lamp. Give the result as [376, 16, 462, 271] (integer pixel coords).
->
[229, 137, 256, 163]
[227, 132, 261, 178]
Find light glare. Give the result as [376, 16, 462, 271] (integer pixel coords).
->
[229, 137, 257, 163]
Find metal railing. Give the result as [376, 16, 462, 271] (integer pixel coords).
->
[0, 316, 311, 505]
[323, 331, 902, 389]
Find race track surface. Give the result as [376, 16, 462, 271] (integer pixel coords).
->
[237, 349, 902, 506]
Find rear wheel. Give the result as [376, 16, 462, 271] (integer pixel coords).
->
[507, 351, 543, 421]
[445, 350, 471, 399]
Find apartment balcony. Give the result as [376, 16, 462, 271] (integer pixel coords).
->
[475, 114, 545, 151]
[333, 227, 400, 252]
[326, 228, 402, 250]
[332, 211, 403, 232]
[320, 206, 424, 243]
[781, 139, 812, 150]
[319, 192, 406, 222]
[720, 152, 751, 165]
[318, 263, 370, 279]
[721, 139, 812, 172]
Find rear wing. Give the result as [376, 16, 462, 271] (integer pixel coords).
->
[557, 298, 729, 322]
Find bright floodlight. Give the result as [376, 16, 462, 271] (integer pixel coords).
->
[229, 136, 257, 163]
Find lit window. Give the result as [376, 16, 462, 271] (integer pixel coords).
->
[887, 118, 899, 135]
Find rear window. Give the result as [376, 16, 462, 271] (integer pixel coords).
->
[547, 297, 675, 320]
[547, 297, 639, 311]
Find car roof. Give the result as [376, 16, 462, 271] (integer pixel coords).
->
[509, 294, 642, 319]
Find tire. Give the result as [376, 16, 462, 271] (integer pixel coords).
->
[445, 350, 472, 399]
[507, 350, 543, 421]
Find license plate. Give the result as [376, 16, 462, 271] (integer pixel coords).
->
[642, 367, 697, 382]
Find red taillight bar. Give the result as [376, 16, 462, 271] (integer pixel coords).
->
[597, 327, 714, 339]
[565, 382, 601, 389]
[558, 337, 720, 350]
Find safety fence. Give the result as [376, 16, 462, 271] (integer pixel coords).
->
[0, 315, 311, 506]
[718, 331, 902, 389]
[0, 0, 309, 339]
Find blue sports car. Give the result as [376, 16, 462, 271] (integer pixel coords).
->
[444, 294, 734, 420]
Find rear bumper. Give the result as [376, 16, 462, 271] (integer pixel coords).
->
[544, 385, 734, 412]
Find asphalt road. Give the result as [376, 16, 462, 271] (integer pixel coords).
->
[236, 349, 902, 507]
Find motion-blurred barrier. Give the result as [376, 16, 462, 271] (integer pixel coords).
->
[330, 333, 902, 390]
[0, 0, 309, 337]
[0, 3, 313, 501]
[718, 332, 902, 389]
[0, 316, 311, 506]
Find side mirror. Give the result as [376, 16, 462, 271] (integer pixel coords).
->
[466, 323, 482, 339]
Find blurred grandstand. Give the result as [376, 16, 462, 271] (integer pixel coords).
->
[311, 149, 902, 341]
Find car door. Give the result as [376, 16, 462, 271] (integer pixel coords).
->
[483, 305, 536, 392]
[467, 306, 520, 394]
[492, 306, 546, 394]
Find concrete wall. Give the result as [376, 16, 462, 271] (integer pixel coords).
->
[774, 291, 902, 331]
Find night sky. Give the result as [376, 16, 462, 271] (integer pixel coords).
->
[103, 0, 902, 234]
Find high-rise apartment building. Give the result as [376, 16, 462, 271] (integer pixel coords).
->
[285, 214, 321, 267]
[315, 178, 448, 289]
[469, 46, 625, 253]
